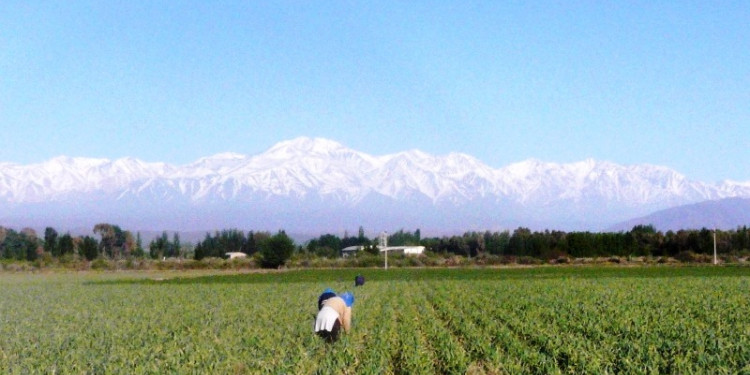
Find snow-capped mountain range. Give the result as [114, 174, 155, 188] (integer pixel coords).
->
[2, 137, 749, 234]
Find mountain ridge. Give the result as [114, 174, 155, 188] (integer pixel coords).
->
[1, 137, 749, 234]
[610, 198, 750, 232]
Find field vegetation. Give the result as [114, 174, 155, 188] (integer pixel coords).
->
[1, 266, 748, 374]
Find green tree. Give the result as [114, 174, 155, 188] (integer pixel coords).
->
[149, 232, 169, 259]
[388, 229, 421, 246]
[194, 242, 205, 260]
[484, 231, 510, 255]
[124, 231, 136, 257]
[44, 227, 59, 256]
[259, 231, 295, 268]
[133, 232, 145, 257]
[364, 244, 380, 255]
[21, 228, 40, 261]
[566, 232, 594, 258]
[244, 231, 258, 255]
[80, 236, 99, 261]
[2, 228, 35, 261]
[731, 226, 750, 252]
[93, 223, 126, 258]
[444, 236, 469, 257]
[508, 227, 532, 256]
[0, 228, 23, 259]
[628, 225, 660, 256]
[172, 232, 181, 258]
[342, 226, 370, 248]
[464, 232, 486, 258]
[218, 229, 245, 254]
[58, 233, 75, 256]
[358, 226, 366, 243]
[307, 233, 342, 257]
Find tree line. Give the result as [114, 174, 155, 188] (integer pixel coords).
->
[419, 225, 750, 259]
[0, 224, 296, 268]
[2, 223, 750, 267]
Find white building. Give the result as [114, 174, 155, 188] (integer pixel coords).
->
[342, 246, 366, 257]
[341, 245, 424, 257]
[225, 252, 248, 259]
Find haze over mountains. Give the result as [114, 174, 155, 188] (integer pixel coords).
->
[2, 137, 749, 236]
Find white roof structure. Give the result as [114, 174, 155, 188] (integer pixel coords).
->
[225, 252, 247, 259]
[341, 245, 424, 255]
[342, 246, 365, 253]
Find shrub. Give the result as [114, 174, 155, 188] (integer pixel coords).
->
[90, 258, 114, 270]
[34, 252, 54, 269]
[675, 251, 712, 263]
[351, 254, 383, 268]
[444, 256, 468, 267]
[516, 256, 542, 265]
[472, 254, 507, 266]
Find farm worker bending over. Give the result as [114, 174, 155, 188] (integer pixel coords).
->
[314, 289, 354, 342]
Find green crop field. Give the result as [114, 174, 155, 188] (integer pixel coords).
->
[1, 266, 749, 374]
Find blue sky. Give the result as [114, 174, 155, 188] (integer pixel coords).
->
[1, 1, 748, 182]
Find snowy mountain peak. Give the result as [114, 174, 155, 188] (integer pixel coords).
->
[204, 152, 247, 160]
[45, 155, 109, 169]
[264, 137, 348, 157]
[503, 158, 550, 177]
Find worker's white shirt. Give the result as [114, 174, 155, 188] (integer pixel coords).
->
[314, 306, 340, 332]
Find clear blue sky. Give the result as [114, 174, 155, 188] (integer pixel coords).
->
[1, 1, 748, 182]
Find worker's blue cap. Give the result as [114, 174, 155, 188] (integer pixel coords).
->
[323, 288, 334, 294]
[340, 292, 354, 307]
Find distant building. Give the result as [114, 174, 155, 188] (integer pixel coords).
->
[342, 246, 365, 257]
[225, 252, 247, 259]
[383, 246, 425, 255]
[341, 245, 424, 257]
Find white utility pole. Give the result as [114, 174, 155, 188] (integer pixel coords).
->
[713, 229, 718, 265]
[381, 231, 388, 270]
